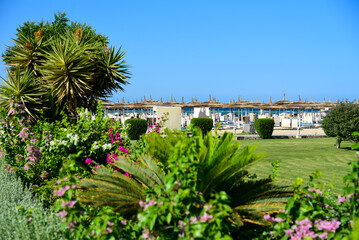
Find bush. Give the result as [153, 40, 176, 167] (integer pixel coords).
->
[0, 100, 129, 207]
[322, 103, 359, 148]
[125, 118, 148, 140]
[254, 118, 274, 139]
[261, 161, 359, 240]
[191, 118, 213, 136]
[0, 158, 64, 240]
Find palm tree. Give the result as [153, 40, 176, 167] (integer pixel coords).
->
[39, 33, 97, 114]
[78, 155, 165, 218]
[0, 68, 46, 121]
[2, 13, 130, 119]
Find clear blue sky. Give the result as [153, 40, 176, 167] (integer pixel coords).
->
[1, 0, 359, 103]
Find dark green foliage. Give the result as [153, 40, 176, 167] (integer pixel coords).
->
[1, 12, 130, 120]
[144, 129, 292, 227]
[254, 118, 274, 139]
[322, 103, 359, 148]
[125, 119, 148, 140]
[191, 118, 213, 136]
[79, 155, 165, 218]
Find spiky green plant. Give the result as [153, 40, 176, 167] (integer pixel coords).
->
[2, 12, 130, 119]
[95, 46, 130, 96]
[78, 155, 165, 218]
[39, 33, 98, 114]
[145, 130, 292, 227]
[4, 33, 45, 77]
[0, 68, 46, 121]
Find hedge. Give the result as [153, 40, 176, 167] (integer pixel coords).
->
[125, 118, 148, 140]
[254, 118, 274, 139]
[191, 118, 213, 136]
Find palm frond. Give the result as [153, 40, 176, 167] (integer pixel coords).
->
[39, 33, 97, 113]
[4, 33, 46, 77]
[0, 68, 46, 121]
[78, 155, 165, 217]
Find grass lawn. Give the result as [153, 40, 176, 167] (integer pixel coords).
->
[240, 137, 357, 193]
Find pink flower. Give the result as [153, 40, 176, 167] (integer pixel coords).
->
[204, 204, 212, 211]
[274, 217, 285, 223]
[316, 219, 341, 232]
[95, 165, 99, 169]
[54, 185, 70, 197]
[85, 158, 93, 165]
[200, 212, 213, 222]
[263, 214, 272, 221]
[61, 200, 77, 208]
[304, 194, 313, 199]
[56, 210, 68, 217]
[189, 216, 200, 224]
[121, 220, 127, 225]
[284, 229, 293, 235]
[124, 172, 130, 177]
[66, 221, 75, 229]
[139, 201, 145, 207]
[318, 231, 328, 239]
[338, 195, 346, 203]
[142, 228, 151, 239]
[107, 221, 115, 226]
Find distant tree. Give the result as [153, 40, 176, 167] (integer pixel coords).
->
[1, 12, 130, 120]
[322, 103, 359, 148]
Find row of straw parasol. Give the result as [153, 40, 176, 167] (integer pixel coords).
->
[103, 94, 358, 111]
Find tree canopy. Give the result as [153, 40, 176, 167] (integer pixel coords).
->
[322, 102, 359, 148]
[1, 12, 130, 121]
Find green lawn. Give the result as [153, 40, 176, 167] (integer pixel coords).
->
[240, 137, 357, 193]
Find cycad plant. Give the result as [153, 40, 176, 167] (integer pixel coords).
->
[78, 155, 165, 218]
[145, 129, 292, 226]
[79, 129, 291, 227]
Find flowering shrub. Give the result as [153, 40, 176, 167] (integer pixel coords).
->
[136, 139, 233, 239]
[52, 154, 136, 239]
[262, 158, 359, 240]
[0, 99, 131, 206]
[147, 112, 168, 134]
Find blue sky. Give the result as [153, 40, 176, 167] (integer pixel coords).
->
[1, 0, 359, 103]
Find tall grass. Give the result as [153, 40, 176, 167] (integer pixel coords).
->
[0, 157, 64, 240]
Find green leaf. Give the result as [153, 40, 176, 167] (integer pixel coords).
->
[148, 214, 157, 231]
[166, 213, 172, 224]
[285, 197, 295, 214]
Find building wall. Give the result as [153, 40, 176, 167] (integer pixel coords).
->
[153, 106, 182, 130]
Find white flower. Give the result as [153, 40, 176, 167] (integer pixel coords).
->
[91, 141, 100, 151]
[102, 143, 112, 151]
